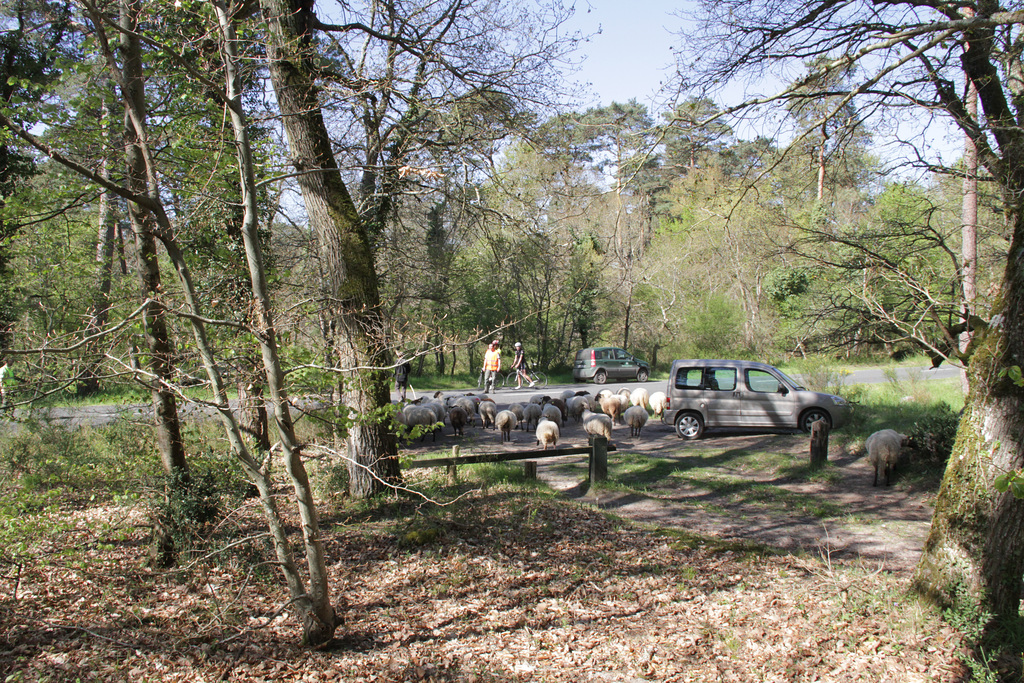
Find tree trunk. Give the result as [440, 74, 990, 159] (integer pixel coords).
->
[116, 0, 188, 566]
[960, 73, 978, 394]
[259, 0, 400, 498]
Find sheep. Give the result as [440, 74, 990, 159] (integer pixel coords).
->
[544, 397, 568, 422]
[582, 409, 613, 440]
[559, 389, 576, 402]
[596, 389, 614, 401]
[585, 394, 602, 412]
[423, 400, 446, 423]
[624, 405, 649, 437]
[648, 391, 668, 416]
[508, 402, 527, 430]
[528, 394, 547, 405]
[402, 404, 440, 442]
[523, 403, 543, 430]
[448, 405, 468, 436]
[865, 429, 909, 486]
[479, 399, 497, 429]
[630, 387, 650, 410]
[541, 403, 563, 428]
[618, 388, 632, 399]
[454, 397, 476, 425]
[535, 418, 560, 450]
[495, 410, 518, 442]
[599, 394, 624, 424]
[566, 395, 588, 423]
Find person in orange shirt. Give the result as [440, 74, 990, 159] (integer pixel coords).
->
[482, 340, 502, 394]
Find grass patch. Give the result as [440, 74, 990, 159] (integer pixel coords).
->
[656, 527, 789, 558]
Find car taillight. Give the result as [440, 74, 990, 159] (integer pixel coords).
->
[665, 397, 670, 409]
[590, 350, 596, 367]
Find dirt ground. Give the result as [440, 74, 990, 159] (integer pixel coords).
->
[404, 395, 935, 574]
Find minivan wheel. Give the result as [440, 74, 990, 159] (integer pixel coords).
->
[675, 412, 704, 440]
[594, 370, 607, 384]
[637, 368, 649, 382]
[800, 409, 831, 433]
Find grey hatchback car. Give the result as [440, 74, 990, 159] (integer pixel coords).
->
[573, 347, 651, 384]
[662, 359, 852, 439]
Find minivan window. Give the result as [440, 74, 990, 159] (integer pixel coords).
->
[675, 368, 703, 389]
[747, 369, 781, 393]
[705, 368, 737, 391]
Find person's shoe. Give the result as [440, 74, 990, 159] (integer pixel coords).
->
[529, 382, 536, 387]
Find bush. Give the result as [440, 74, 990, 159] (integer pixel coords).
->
[908, 403, 961, 465]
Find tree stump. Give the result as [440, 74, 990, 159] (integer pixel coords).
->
[524, 461, 537, 479]
[810, 420, 830, 468]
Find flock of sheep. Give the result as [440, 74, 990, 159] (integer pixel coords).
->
[395, 386, 914, 487]
[392, 387, 670, 450]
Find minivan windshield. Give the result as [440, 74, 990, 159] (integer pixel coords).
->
[776, 369, 806, 391]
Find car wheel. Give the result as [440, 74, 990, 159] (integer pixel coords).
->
[637, 368, 649, 382]
[675, 412, 704, 440]
[594, 370, 607, 384]
[800, 409, 831, 433]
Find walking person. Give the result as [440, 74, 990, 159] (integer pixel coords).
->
[394, 354, 412, 401]
[482, 340, 502, 394]
[511, 342, 536, 388]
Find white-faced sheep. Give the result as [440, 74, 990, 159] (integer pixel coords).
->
[582, 409, 613, 441]
[865, 429, 909, 486]
[648, 391, 668, 416]
[599, 394, 624, 424]
[630, 387, 650, 410]
[495, 410, 518, 442]
[523, 403, 543, 430]
[479, 399, 497, 429]
[535, 418, 560, 450]
[448, 406, 468, 437]
[624, 405, 649, 437]
[566, 395, 588, 423]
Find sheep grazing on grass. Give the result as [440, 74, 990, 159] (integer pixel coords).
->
[624, 405, 649, 437]
[479, 399, 497, 429]
[599, 394, 624, 424]
[541, 403, 563, 428]
[630, 387, 650, 410]
[523, 403, 542, 430]
[649, 391, 668, 416]
[566, 395, 588, 423]
[535, 418, 560, 450]
[865, 429, 909, 486]
[448, 406, 469, 437]
[495, 410, 518, 442]
[582, 409, 613, 440]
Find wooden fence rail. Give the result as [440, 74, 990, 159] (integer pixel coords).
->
[407, 436, 614, 482]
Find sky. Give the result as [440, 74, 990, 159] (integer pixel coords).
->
[561, 0, 686, 113]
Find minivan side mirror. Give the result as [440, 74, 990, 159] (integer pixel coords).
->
[778, 386, 789, 395]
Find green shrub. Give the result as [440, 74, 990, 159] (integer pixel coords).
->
[907, 403, 961, 465]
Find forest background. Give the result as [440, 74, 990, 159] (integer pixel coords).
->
[2, 0, 1023, 663]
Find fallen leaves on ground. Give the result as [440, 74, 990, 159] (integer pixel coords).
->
[1, 486, 965, 682]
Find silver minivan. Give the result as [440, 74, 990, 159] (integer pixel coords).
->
[661, 359, 852, 440]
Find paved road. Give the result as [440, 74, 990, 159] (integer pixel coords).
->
[3, 365, 960, 429]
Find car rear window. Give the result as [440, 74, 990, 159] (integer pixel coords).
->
[705, 368, 737, 391]
[674, 368, 703, 389]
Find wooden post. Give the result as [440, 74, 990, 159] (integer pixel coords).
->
[810, 420, 830, 468]
[589, 435, 608, 482]
[524, 461, 537, 479]
[447, 446, 460, 485]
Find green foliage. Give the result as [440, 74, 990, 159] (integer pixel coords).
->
[907, 403, 960, 466]
[682, 293, 746, 357]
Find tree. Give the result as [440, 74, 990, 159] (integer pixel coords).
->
[683, 0, 1024, 651]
